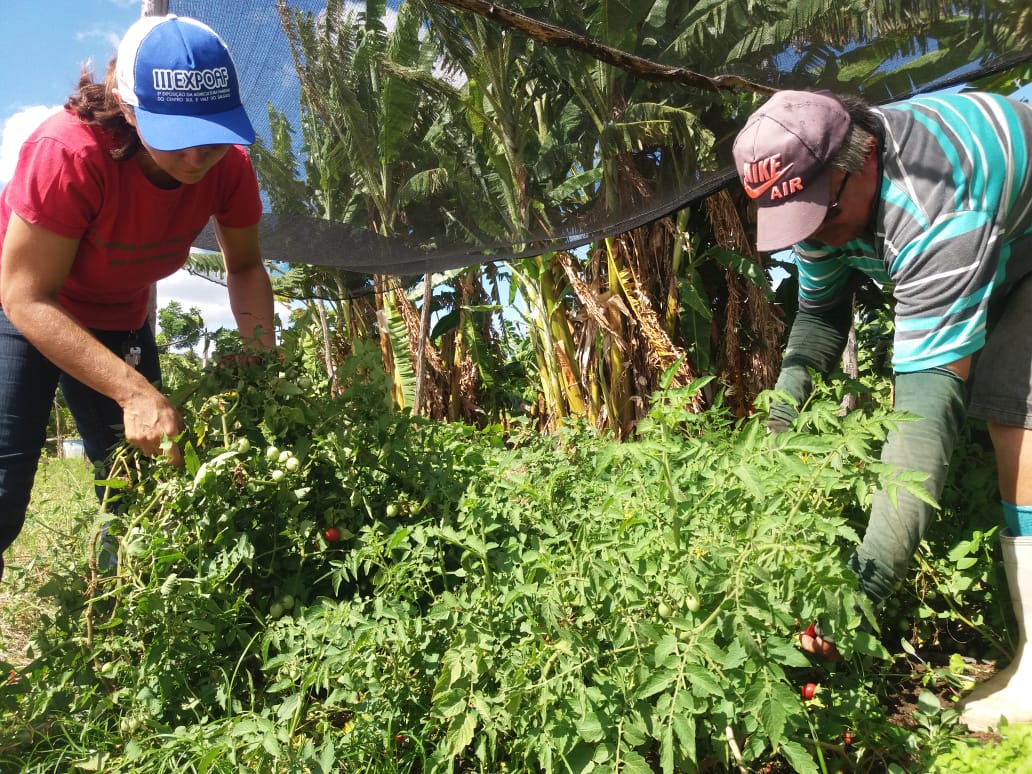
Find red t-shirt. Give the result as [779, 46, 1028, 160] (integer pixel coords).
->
[0, 108, 262, 330]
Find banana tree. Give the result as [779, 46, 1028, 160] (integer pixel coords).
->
[276, 0, 463, 411]
[250, 104, 383, 390]
[260, 0, 1030, 432]
[412, 0, 601, 430]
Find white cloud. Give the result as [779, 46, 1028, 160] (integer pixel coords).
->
[0, 106, 62, 184]
[74, 25, 123, 61]
[156, 269, 296, 338]
[156, 271, 237, 333]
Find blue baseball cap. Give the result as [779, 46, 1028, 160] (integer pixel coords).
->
[116, 15, 255, 151]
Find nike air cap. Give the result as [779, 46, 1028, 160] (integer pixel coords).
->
[116, 15, 255, 151]
[732, 90, 851, 251]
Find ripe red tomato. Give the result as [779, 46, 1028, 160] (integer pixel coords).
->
[842, 731, 856, 746]
[324, 527, 341, 543]
[801, 682, 817, 700]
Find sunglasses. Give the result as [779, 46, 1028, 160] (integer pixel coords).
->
[823, 172, 851, 221]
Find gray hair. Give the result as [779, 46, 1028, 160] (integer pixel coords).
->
[828, 93, 881, 174]
[829, 124, 873, 174]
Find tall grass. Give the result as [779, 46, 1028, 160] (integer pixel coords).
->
[0, 455, 95, 667]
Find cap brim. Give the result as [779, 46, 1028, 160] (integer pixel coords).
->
[134, 106, 256, 151]
[754, 167, 834, 252]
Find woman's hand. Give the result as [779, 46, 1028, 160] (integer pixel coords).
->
[3, 214, 187, 467]
[120, 386, 186, 467]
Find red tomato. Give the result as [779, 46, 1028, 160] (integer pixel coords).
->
[842, 731, 856, 745]
[802, 682, 817, 700]
[324, 527, 341, 543]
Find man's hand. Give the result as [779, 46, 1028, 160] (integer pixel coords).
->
[799, 621, 840, 662]
[121, 388, 186, 467]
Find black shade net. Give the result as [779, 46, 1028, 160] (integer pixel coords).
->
[169, 1, 1032, 275]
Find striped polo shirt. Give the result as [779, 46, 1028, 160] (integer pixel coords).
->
[793, 92, 1032, 373]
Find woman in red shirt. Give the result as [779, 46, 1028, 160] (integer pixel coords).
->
[0, 15, 275, 580]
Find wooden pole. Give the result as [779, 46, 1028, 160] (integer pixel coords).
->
[432, 0, 773, 95]
[414, 273, 434, 415]
[141, 1, 169, 334]
[141, 0, 169, 15]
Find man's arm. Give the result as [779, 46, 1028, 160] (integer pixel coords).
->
[769, 303, 853, 428]
[850, 362, 968, 604]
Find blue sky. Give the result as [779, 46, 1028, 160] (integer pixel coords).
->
[1, 1, 140, 179]
[1, 1, 140, 120]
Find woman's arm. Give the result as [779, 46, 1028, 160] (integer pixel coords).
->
[215, 221, 275, 350]
[0, 213, 184, 463]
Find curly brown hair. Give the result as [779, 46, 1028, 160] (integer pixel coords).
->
[64, 59, 141, 161]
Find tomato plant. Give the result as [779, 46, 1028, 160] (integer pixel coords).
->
[0, 333, 1005, 774]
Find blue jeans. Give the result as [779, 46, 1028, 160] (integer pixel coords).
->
[0, 308, 160, 580]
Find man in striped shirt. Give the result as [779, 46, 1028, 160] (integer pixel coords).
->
[733, 89, 1032, 731]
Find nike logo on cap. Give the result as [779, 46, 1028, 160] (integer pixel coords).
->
[742, 154, 795, 200]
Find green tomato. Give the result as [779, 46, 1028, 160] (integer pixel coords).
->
[271, 469, 285, 483]
[281, 594, 295, 610]
[284, 456, 300, 472]
[657, 601, 675, 619]
[278, 449, 292, 464]
[266, 446, 280, 462]
[385, 502, 400, 518]
[237, 437, 251, 454]
[269, 602, 284, 618]
[684, 594, 700, 613]
[119, 715, 142, 734]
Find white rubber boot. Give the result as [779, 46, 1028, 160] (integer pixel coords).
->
[957, 530, 1032, 732]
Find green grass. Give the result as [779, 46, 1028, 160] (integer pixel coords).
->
[0, 455, 96, 667]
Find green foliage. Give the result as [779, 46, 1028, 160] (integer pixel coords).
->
[928, 723, 1032, 773]
[157, 300, 205, 354]
[4, 324, 1003, 773]
[44, 391, 77, 456]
